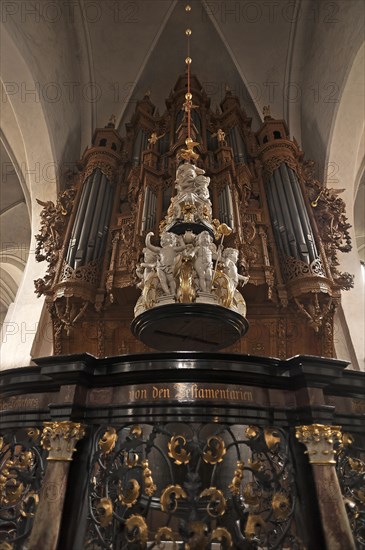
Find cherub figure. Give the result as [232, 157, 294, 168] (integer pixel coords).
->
[222, 248, 249, 290]
[212, 128, 226, 144]
[136, 247, 157, 289]
[148, 132, 165, 147]
[145, 232, 185, 295]
[194, 231, 217, 292]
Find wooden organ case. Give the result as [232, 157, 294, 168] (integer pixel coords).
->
[34, 74, 353, 359]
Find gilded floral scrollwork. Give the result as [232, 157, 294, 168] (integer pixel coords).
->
[168, 435, 191, 465]
[125, 515, 148, 546]
[84, 423, 302, 549]
[202, 435, 226, 464]
[160, 484, 187, 513]
[0, 429, 46, 549]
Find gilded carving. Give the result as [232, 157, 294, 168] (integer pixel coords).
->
[85, 422, 301, 548]
[0, 429, 45, 548]
[41, 421, 86, 462]
[199, 487, 226, 517]
[83, 159, 115, 183]
[335, 432, 365, 546]
[98, 427, 117, 455]
[168, 435, 191, 465]
[272, 492, 291, 520]
[53, 297, 90, 335]
[264, 427, 281, 450]
[160, 484, 187, 512]
[295, 424, 342, 464]
[262, 156, 298, 181]
[244, 514, 266, 539]
[211, 527, 232, 548]
[155, 527, 176, 549]
[34, 187, 77, 297]
[294, 293, 334, 333]
[142, 459, 156, 496]
[125, 515, 148, 545]
[202, 435, 226, 464]
[96, 497, 113, 527]
[303, 163, 354, 290]
[229, 460, 244, 495]
[117, 479, 140, 508]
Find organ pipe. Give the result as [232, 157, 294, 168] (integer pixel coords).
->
[65, 169, 115, 269]
[266, 162, 319, 263]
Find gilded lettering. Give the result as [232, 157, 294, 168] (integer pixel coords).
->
[152, 386, 170, 399]
[129, 388, 147, 401]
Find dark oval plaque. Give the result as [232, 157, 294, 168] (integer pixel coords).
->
[131, 303, 249, 351]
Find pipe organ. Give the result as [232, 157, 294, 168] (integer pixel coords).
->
[34, 73, 353, 358]
[4, 72, 363, 550]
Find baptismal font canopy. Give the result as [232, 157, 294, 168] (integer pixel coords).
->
[132, 151, 249, 350]
[131, 11, 249, 351]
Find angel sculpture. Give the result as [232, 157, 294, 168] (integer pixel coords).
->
[145, 232, 185, 295]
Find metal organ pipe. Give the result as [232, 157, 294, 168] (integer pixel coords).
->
[267, 174, 291, 257]
[265, 162, 320, 264]
[98, 185, 115, 262]
[233, 126, 246, 163]
[141, 188, 149, 233]
[73, 170, 102, 268]
[93, 181, 115, 262]
[228, 127, 246, 163]
[151, 191, 157, 231]
[273, 169, 298, 259]
[226, 186, 235, 228]
[146, 188, 151, 231]
[133, 129, 147, 166]
[84, 174, 107, 265]
[66, 180, 89, 266]
[286, 166, 319, 261]
[279, 164, 309, 263]
[65, 168, 116, 270]
[222, 187, 227, 225]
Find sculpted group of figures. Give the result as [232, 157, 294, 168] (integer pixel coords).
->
[135, 229, 248, 315]
[134, 162, 249, 316]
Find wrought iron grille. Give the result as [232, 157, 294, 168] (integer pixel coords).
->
[84, 423, 304, 549]
[0, 428, 46, 549]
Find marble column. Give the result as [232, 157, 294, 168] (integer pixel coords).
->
[295, 424, 356, 550]
[28, 421, 86, 550]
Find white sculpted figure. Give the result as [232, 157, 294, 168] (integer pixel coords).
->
[145, 231, 185, 295]
[194, 172, 211, 201]
[175, 163, 197, 195]
[136, 248, 157, 289]
[194, 231, 217, 292]
[222, 248, 249, 290]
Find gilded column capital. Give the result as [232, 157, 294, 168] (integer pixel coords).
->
[295, 424, 342, 465]
[41, 421, 86, 462]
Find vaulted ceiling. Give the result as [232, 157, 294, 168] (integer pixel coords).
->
[1, 0, 364, 325]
